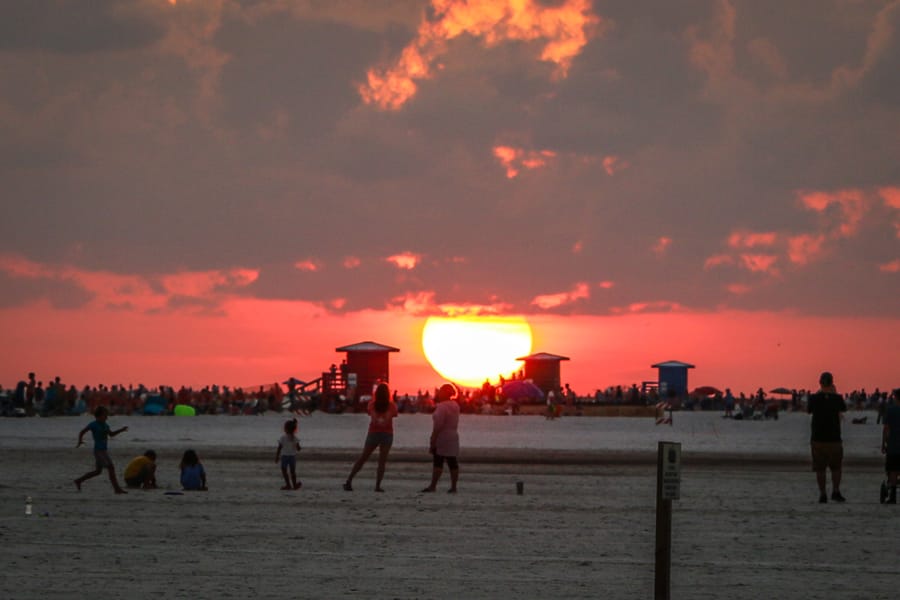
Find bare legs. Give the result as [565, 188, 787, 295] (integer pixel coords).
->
[832, 469, 842, 496]
[344, 444, 391, 491]
[421, 468, 442, 492]
[421, 466, 459, 493]
[74, 466, 126, 494]
[281, 463, 301, 490]
[815, 468, 842, 502]
[375, 445, 390, 492]
[448, 467, 458, 493]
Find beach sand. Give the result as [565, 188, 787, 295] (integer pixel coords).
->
[2, 443, 896, 599]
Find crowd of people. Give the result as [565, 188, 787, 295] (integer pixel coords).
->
[1, 371, 896, 420]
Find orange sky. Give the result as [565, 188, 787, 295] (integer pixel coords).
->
[2, 300, 896, 396]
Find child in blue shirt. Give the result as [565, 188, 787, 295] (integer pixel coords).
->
[75, 406, 128, 494]
[180, 449, 207, 491]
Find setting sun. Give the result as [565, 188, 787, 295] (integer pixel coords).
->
[421, 316, 533, 388]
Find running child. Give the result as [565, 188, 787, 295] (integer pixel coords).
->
[74, 406, 128, 494]
[275, 418, 302, 490]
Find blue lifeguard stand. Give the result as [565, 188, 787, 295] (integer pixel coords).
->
[651, 360, 695, 399]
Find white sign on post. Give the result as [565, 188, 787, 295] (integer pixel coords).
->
[660, 442, 681, 500]
[347, 373, 357, 386]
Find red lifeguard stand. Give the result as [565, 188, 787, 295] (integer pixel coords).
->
[516, 352, 570, 396]
[324, 341, 399, 402]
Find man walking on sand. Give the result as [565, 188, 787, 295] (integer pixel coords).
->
[808, 371, 847, 503]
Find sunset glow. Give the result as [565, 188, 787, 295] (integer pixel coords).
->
[1, 2, 897, 398]
[421, 316, 533, 388]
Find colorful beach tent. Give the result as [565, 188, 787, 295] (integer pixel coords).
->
[173, 404, 196, 416]
[143, 395, 167, 415]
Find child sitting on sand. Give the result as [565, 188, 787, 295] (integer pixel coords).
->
[275, 418, 302, 490]
[179, 449, 207, 491]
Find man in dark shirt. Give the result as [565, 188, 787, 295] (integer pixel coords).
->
[808, 371, 847, 503]
[881, 389, 900, 504]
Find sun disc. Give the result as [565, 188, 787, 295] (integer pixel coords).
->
[421, 316, 533, 388]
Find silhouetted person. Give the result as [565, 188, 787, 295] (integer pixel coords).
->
[421, 383, 460, 493]
[881, 390, 900, 504]
[808, 371, 847, 503]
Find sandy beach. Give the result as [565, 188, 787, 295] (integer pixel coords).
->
[1, 413, 895, 599]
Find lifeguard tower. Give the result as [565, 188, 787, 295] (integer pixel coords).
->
[324, 341, 399, 403]
[651, 360, 695, 400]
[516, 352, 570, 396]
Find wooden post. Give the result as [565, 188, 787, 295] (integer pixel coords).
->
[655, 441, 680, 600]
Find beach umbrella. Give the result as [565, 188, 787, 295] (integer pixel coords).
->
[173, 404, 196, 416]
[769, 387, 793, 395]
[691, 386, 721, 396]
[500, 380, 544, 401]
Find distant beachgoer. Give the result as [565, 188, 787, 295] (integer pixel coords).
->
[881, 390, 900, 504]
[421, 383, 460, 494]
[877, 395, 887, 425]
[808, 371, 847, 503]
[724, 388, 735, 418]
[74, 406, 128, 494]
[25, 372, 36, 416]
[123, 449, 158, 489]
[343, 383, 398, 492]
[275, 418, 302, 490]
[545, 390, 557, 420]
[180, 449, 207, 491]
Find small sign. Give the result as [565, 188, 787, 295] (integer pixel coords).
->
[347, 373, 357, 386]
[660, 442, 681, 500]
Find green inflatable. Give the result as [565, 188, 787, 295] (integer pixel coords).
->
[173, 404, 196, 416]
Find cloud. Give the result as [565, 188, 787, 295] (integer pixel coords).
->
[359, 0, 601, 109]
[0, 1, 166, 53]
[705, 186, 897, 278]
[294, 259, 321, 272]
[343, 256, 362, 269]
[386, 252, 422, 270]
[652, 237, 672, 256]
[388, 290, 513, 316]
[1, 1, 898, 323]
[798, 188, 868, 238]
[0, 253, 257, 314]
[531, 282, 590, 309]
[879, 259, 900, 273]
[611, 300, 684, 315]
[726, 283, 751, 295]
[602, 155, 628, 175]
[704, 254, 734, 270]
[492, 144, 556, 178]
[739, 253, 779, 275]
[728, 231, 777, 248]
[786, 234, 826, 266]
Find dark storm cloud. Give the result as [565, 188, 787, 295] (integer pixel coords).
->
[0, 0, 896, 318]
[0, 272, 94, 309]
[0, 0, 164, 54]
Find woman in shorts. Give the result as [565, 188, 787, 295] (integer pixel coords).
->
[343, 383, 398, 492]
